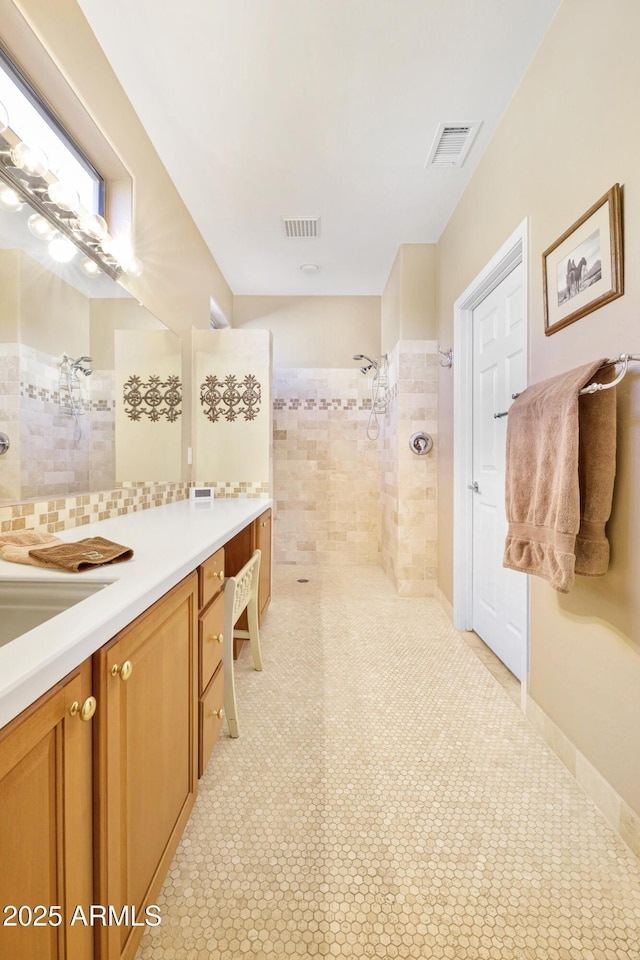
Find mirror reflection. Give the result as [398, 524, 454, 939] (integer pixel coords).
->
[0, 199, 181, 505]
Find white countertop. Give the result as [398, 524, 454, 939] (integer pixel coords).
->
[0, 498, 272, 730]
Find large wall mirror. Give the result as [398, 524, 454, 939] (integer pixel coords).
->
[0, 199, 182, 505]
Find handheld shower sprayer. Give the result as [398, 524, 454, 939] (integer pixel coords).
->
[352, 354, 378, 375]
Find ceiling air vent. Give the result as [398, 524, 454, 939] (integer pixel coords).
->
[282, 217, 320, 239]
[425, 122, 481, 168]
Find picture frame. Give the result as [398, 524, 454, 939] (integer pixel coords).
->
[543, 183, 623, 336]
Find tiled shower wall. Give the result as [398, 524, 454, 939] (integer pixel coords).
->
[273, 368, 382, 564]
[272, 343, 438, 588]
[0, 343, 116, 502]
[381, 341, 438, 596]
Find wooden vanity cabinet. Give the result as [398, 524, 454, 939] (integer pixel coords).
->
[0, 660, 95, 960]
[197, 547, 225, 777]
[93, 573, 198, 960]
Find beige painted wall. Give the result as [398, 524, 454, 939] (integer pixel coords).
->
[90, 299, 166, 370]
[382, 244, 437, 353]
[193, 329, 272, 484]
[0, 251, 20, 342]
[233, 296, 380, 368]
[115, 330, 182, 482]
[1, 0, 234, 481]
[436, 0, 640, 814]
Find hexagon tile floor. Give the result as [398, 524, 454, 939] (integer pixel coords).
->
[136, 564, 640, 960]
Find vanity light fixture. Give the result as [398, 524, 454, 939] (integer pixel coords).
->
[0, 184, 23, 211]
[0, 93, 144, 280]
[10, 140, 48, 178]
[27, 212, 56, 240]
[80, 256, 101, 277]
[47, 177, 81, 213]
[48, 233, 77, 263]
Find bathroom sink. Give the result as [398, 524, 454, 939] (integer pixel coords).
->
[0, 579, 113, 648]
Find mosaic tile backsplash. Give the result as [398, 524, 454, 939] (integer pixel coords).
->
[0, 481, 270, 536]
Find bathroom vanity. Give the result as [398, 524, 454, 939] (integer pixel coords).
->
[0, 499, 272, 960]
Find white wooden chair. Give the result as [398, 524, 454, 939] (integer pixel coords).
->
[223, 548, 263, 738]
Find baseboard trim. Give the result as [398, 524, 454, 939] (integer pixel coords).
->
[434, 585, 453, 620]
[525, 695, 640, 861]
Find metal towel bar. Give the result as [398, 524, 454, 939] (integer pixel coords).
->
[493, 354, 640, 419]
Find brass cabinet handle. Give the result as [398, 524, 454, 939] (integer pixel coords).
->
[70, 696, 97, 721]
[208, 632, 224, 645]
[209, 707, 223, 720]
[261, 521, 267, 527]
[80, 696, 97, 721]
[216, 632, 224, 645]
[208, 569, 224, 581]
[111, 660, 133, 681]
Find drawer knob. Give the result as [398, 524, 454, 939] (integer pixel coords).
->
[209, 707, 223, 720]
[70, 696, 97, 721]
[207, 632, 224, 645]
[111, 660, 133, 681]
[208, 569, 224, 581]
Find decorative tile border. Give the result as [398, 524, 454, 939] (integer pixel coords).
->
[273, 398, 372, 411]
[0, 481, 270, 536]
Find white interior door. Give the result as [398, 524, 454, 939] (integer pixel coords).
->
[470, 261, 528, 680]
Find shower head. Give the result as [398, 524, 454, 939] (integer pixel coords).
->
[70, 356, 93, 377]
[352, 353, 378, 374]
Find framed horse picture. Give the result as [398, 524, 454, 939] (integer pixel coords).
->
[543, 183, 623, 335]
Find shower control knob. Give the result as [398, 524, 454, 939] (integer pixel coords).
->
[409, 432, 433, 456]
[0, 432, 9, 456]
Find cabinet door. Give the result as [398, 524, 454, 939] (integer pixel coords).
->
[94, 573, 198, 960]
[0, 661, 94, 960]
[255, 508, 272, 623]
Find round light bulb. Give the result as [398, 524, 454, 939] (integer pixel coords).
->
[123, 255, 143, 277]
[80, 257, 101, 277]
[48, 234, 77, 263]
[10, 141, 48, 178]
[0, 186, 24, 212]
[100, 234, 121, 259]
[0, 100, 8, 134]
[48, 179, 80, 213]
[77, 212, 108, 241]
[27, 213, 56, 240]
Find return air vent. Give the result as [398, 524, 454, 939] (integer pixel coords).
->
[425, 122, 481, 168]
[282, 217, 320, 239]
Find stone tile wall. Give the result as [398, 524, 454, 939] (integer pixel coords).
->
[273, 368, 382, 564]
[381, 341, 438, 596]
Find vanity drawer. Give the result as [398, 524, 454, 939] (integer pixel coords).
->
[199, 663, 224, 777]
[198, 547, 225, 610]
[199, 591, 224, 694]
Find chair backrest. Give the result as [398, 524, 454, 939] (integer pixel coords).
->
[226, 549, 261, 627]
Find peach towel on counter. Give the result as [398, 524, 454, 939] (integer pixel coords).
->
[503, 359, 617, 593]
[0, 533, 133, 571]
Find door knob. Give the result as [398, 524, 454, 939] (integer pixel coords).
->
[468, 481, 480, 493]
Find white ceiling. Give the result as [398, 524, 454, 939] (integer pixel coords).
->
[78, 0, 562, 297]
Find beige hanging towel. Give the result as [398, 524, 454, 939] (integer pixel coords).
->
[503, 359, 617, 593]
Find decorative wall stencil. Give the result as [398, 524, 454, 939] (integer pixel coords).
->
[123, 375, 182, 422]
[200, 374, 262, 422]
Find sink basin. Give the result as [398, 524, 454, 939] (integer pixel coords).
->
[0, 579, 113, 648]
